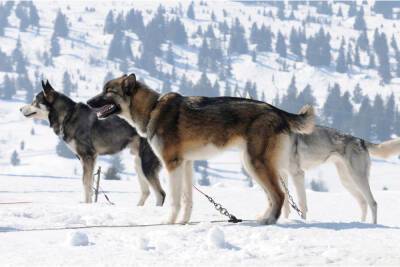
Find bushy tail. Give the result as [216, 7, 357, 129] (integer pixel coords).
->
[367, 138, 400, 159]
[284, 105, 315, 134]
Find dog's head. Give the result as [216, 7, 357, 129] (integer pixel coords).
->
[87, 73, 136, 119]
[20, 80, 59, 121]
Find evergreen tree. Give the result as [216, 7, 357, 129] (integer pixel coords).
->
[187, 1, 195, 19]
[354, 44, 361, 67]
[336, 41, 347, 73]
[224, 82, 232, 96]
[276, 31, 287, 58]
[352, 83, 363, 104]
[372, 94, 389, 140]
[53, 11, 69, 37]
[123, 36, 133, 60]
[0, 48, 12, 71]
[10, 150, 20, 166]
[348, 2, 357, 17]
[257, 24, 272, 52]
[29, 2, 40, 28]
[385, 93, 396, 137]
[56, 139, 75, 158]
[289, 27, 302, 59]
[377, 32, 392, 84]
[281, 76, 298, 113]
[250, 22, 259, 44]
[193, 72, 214, 96]
[357, 30, 369, 51]
[104, 11, 115, 34]
[368, 53, 376, 69]
[167, 17, 188, 45]
[2, 75, 16, 100]
[323, 83, 342, 124]
[125, 9, 145, 37]
[297, 84, 316, 107]
[337, 6, 343, 17]
[277, 1, 285, 20]
[354, 6, 367, 31]
[346, 43, 353, 67]
[63, 71, 73, 96]
[50, 33, 60, 57]
[212, 80, 221, 97]
[354, 96, 372, 140]
[228, 18, 248, 55]
[198, 38, 209, 70]
[107, 29, 125, 60]
[104, 154, 124, 180]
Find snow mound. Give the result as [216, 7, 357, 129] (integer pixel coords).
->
[66, 231, 90, 246]
[207, 226, 226, 249]
[135, 236, 149, 250]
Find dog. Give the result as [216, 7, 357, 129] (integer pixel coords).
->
[20, 80, 165, 205]
[87, 73, 315, 225]
[281, 125, 400, 224]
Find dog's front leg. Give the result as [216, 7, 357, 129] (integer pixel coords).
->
[82, 156, 95, 203]
[178, 161, 193, 224]
[165, 164, 184, 224]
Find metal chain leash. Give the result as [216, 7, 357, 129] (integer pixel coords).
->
[193, 185, 242, 223]
[279, 177, 304, 218]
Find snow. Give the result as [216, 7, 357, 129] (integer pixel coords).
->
[67, 231, 90, 246]
[1, 1, 400, 266]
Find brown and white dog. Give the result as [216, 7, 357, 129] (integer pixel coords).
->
[87, 74, 315, 224]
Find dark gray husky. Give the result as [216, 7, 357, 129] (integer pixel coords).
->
[282, 125, 400, 224]
[20, 81, 165, 205]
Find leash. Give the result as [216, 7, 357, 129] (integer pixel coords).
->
[279, 177, 304, 218]
[1, 219, 257, 233]
[192, 185, 242, 223]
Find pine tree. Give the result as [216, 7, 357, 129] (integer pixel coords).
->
[348, 2, 357, 17]
[357, 30, 369, 51]
[277, 1, 285, 20]
[123, 36, 133, 60]
[297, 84, 316, 107]
[346, 43, 353, 67]
[125, 9, 145, 37]
[368, 53, 376, 69]
[354, 6, 367, 31]
[2, 75, 16, 100]
[224, 82, 232, 96]
[289, 27, 302, 59]
[56, 139, 75, 158]
[377, 32, 392, 84]
[50, 33, 60, 57]
[352, 83, 363, 104]
[385, 93, 396, 137]
[10, 150, 20, 166]
[354, 44, 361, 67]
[0, 48, 12, 71]
[193, 72, 214, 96]
[228, 18, 248, 54]
[104, 154, 124, 180]
[29, 2, 40, 28]
[354, 96, 372, 140]
[63, 71, 72, 96]
[187, 1, 195, 19]
[107, 29, 124, 60]
[281, 75, 298, 113]
[198, 38, 209, 70]
[336, 41, 347, 73]
[53, 11, 69, 37]
[372, 94, 389, 140]
[323, 83, 342, 124]
[276, 31, 287, 58]
[104, 11, 114, 34]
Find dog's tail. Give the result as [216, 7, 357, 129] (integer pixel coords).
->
[367, 138, 400, 159]
[283, 105, 315, 134]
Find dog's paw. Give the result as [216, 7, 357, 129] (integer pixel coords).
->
[258, 216, 278, 225]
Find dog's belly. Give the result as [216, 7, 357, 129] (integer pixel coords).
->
[183, 139, 245, 160]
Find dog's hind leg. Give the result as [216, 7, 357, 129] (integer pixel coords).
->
[344, 155, 377, 224]
[179, 160, 193, 224]
[244, 137, 285, 225]
[291, 170, 307, 219]
[82, 156, 95, 203]
[335, 159, 368, 222]
[148, 177, 166, 206]
[133, 156, 150, 206]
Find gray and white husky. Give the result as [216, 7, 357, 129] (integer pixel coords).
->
[282, 125, 400, 224]
[20, 80, 165, 205]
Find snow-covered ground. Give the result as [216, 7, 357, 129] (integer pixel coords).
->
[1, 173, 400, 266]
[1, 100, 400, 266]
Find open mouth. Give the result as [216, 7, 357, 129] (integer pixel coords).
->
[96, 104, 120, 119]
[24, 112, 37, 117]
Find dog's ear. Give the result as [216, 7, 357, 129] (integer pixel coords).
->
[122, 73, 136, 96]
[41, 80, 56, 102]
